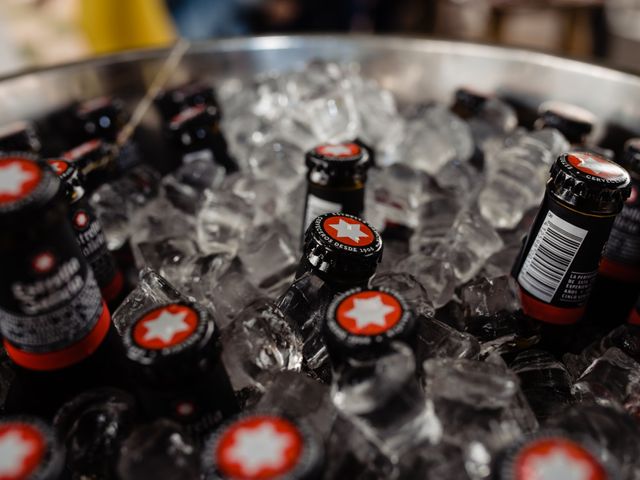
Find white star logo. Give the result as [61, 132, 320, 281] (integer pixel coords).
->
[328, 219, 369, 243]
[0, 431, 36, 477]
[344, 295, 397, 330]
[0, 163, 35, 197]
[527, 449, 594, 480]
[225, 423, 295, 476]
[570, 154, 622, 179]
[320, 144, 355, 157]
[141, 309, 191, 344]
[32, 252, 55, 273]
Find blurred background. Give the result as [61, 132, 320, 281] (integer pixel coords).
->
[0, 0, 639, 76]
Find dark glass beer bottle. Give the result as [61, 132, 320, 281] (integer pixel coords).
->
[512, 152, 630, 351]
[0, 121, 41, 155]
[168, 104, 238, 173]
[61, 139, 116, 193]
[302, 142, 371, 233]
[0, 154, 125, 418]
[122, 301, 239, 440]
[46, 159, 125, 309]
[155, 82, 221, 121]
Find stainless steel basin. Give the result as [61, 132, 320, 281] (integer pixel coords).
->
[0, 35, 638, 140]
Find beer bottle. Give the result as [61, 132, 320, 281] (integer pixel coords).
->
[201, 413, 324, 480]
[512, 152, 630, 351]
[0, 416, 66, 480]
[46, 159, 125, 309]
[155, 82, 221, 121]
[536, 101, 614, 159]
[493, 431, 619, 480]
[586, 139, 640, 325]
[324, 287, 435, 459]
[0, 154, 125, 418]
[302, 142, 371, 233]
[61, 139, 116, 193]
[72, 96, 141, 173]
[277, 212, 383, 380]
[0, 121, 41, 155]
[122, 301, 239, 440]
[167, 104, 238, 173]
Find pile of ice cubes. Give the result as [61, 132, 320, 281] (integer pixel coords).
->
[88, 60, 640, 478]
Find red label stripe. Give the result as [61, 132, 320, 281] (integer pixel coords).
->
[519, 288, 585, 325]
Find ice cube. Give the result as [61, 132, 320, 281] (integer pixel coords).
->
[396, 254, 456, 308]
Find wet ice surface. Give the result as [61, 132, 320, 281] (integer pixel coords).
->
[79, 60, 640, 478]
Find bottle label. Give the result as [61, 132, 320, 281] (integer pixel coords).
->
[213, 415, 304, 479]
[69, 198, 121, 301]
[303, 194, 343, 232]
[601, 179, 640, 281]
[514, 194, 615, 324]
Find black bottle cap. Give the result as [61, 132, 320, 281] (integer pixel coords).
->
[0, 120, 41, 154]
[497, 430, 619, 480]
[537, 101, 596, 144]
[156, 82, 221, 121]
[325, 287, 414, 362]
[302, 213, 383, 285]
[305, 142, 370, 178]
[202, 413, 323, 480]
[62, 139, 114, 177]
[0, 416, 65, 480]
[549, 151, 631, 214]
[0, 153, 61, 223]
[123, 301, 217, 382]
[622, 138, 640, 176]
[75, 97, 126, 141]
[453, 87, 491, 115]
[169, 105, 220, 132]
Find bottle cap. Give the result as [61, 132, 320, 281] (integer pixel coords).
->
[0, 417, 65, 480]
[325, 287, 414, 361]
[302, 213, 383, 285]
[0, 153, 61, 221]
[454, 87, 491, 115]
[202, 413, 322, 480]
[123, 301, 216, 381]
[63, 139, 114, 178]
[498, 431, 618, 480]
[537, 101, 596, 144]
[305, 142, 370, 179]
[622, 138, 640, 176]
[549, 151, 631, 214]
[0, 121, 41, 154]
[75, 97, 126, 141]
[156, 82, 221, 120]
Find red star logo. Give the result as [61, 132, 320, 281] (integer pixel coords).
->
[322, 215, 374, 247]
[567, 153, 626, 180]
[31, 252, 56, 274]
[0, 158, 41, 206]
[132, 304, 199, 350]
[73, 211, 90, 229]
[47, 160, 68, 176]
[315, 143, 361, 158]
[515, 438, 606, 480]
[336, 291, 403, 335]
[216, 415, 303, 479]
[0, 422, 46, 479]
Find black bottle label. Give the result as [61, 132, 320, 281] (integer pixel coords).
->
[69, 197, 122, 302]
[514, 194, 615, 324]
[601, 177, 640, 282]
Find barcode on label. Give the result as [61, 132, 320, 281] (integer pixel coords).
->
[518, 211, 587, 302]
